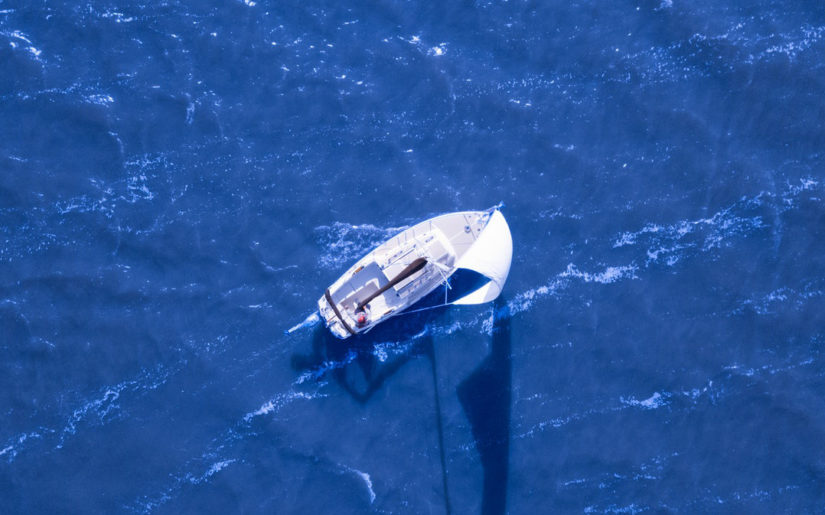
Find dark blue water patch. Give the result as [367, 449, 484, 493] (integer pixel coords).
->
[3, 0, 825, 512]
[0, 97, 122, 184]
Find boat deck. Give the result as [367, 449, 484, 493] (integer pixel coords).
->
[319, 210, 494, 339]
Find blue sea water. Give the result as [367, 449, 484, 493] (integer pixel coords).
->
[2, 0, 825, 512]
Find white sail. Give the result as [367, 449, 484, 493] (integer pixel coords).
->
[451, 210, 513, 305]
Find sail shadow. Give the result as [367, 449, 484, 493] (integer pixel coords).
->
[457, 296, 512, 515]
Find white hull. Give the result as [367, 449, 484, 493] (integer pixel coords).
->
[318, 207, 512, 339]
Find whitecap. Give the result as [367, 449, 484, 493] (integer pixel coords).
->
[561, 263, 638, 284]
[126, 174, 155, 201]
[371, 330, 426, 362]
[620, 392, 670, 410]
[428, 44, 447, 56]
[243, 390, 326, 422]
[87, 94, 114, 105]
[294, 350, 357, 383]
[10, 30, 32, 44]
[187, 459, 236, 484]
[100, 11, 134, 23]
[500, 262, 638, 319]
[613, 224, 662, 248]
[0, 365, 173, 458]
[339, 465, 376, 503]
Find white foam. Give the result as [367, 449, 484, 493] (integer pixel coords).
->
[371, 329, 427, 362]
[54, 162, 159, 217]
[10, 30, 32, 44]
[503, 262, 637, 318]
[586, 503, 646, 514]
[764, 26, 825, 61]
[314, 221, 407, 269]
[87, 94, 114, 105]
[0, 364, 173, 463]
[612, 188, 790, 263]
[2, 31, 43, 60]
[185, 99, 194, 124]
[735, 285, 823, 315]
[295, 350, 357, 383]
[263, 263, 298, 274]
[58, 389, 121, 448]
[373, 346, 388, 362]
[354, 469, 376, 503]
[428, 43, 447, 56]
[101, 11, 134, 23]
[0, 445, 13, 456]
[622, 21, 825, 81]
[187, 459, 236, 484]
[177, 459, 240, 489]
[784, 177, 819, 203]
[340, 465, 376, 503]
[621, 392, 669, 410]
[561, 263, 638, 284]
[613, 223, 662, 248]
[286, 312, 320, 334]
[127, 174, 155, 201]
[507, 282, 560, 315]
[513, 406, 607, 439]
[561, 453, 677, 495]
[243, 390, 325, 422]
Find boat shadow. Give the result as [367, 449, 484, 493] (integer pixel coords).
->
[290, 289, 451, 404]
[289, 294, 512, 515]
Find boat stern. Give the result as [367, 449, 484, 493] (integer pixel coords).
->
[317, 293, 355, 339]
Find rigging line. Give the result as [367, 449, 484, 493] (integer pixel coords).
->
[393, 299, 453, 317]
[444, 277, 448, 305]
[414, 237, 452, 290]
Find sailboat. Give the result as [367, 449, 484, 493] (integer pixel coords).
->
[318, 206, 512, 339]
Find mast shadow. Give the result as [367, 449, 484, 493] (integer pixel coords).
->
[422, 332, 453, 515]
[457, 296, 512, 515]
